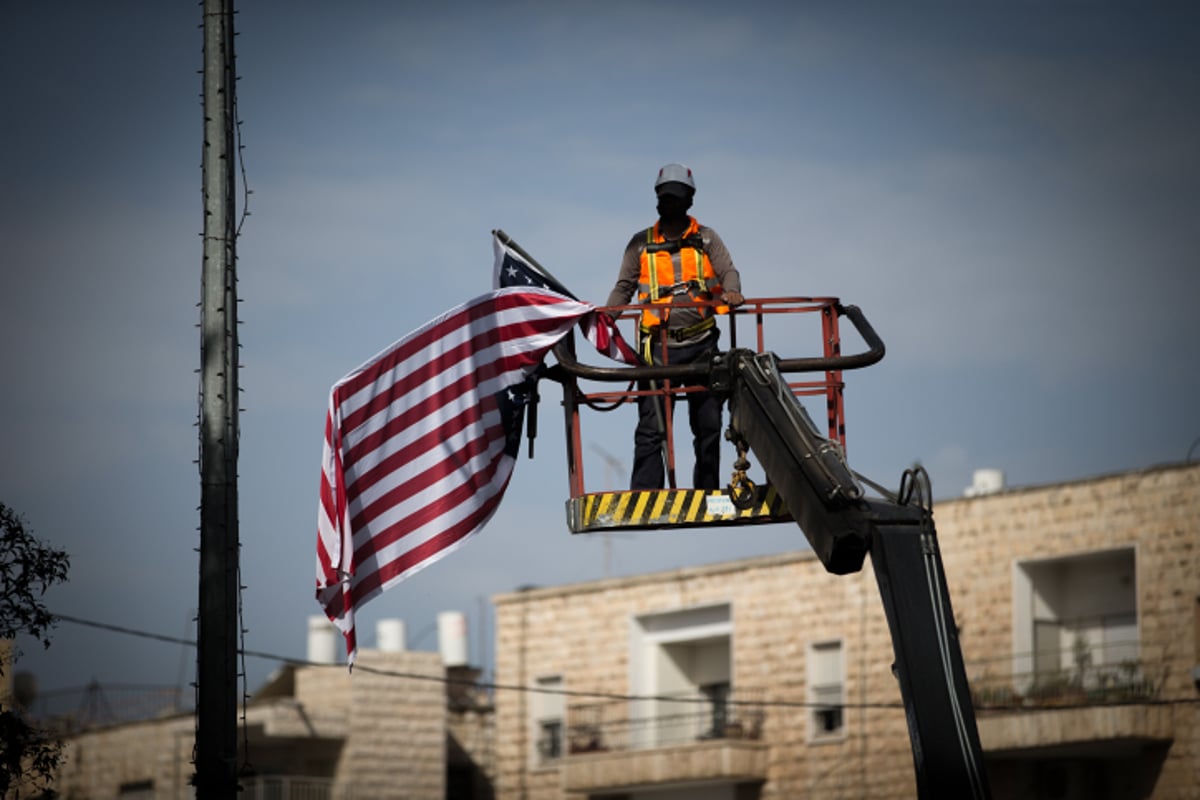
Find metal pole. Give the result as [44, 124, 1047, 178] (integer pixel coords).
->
[197, 0, 240, 796]
[492, 228, 578, 299]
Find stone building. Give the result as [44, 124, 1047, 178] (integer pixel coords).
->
[491, 462, 1200, 799]
[26, 462, 1199, 799]
[40, 644, 495, 800]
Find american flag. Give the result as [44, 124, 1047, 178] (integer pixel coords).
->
[316, 287, 597, 666]
[492, 232, 578, 298]
[493, 233, 639, 365]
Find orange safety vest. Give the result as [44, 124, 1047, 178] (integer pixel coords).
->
[637, 217, 727, 332]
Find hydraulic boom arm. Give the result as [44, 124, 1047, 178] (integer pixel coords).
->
[548, 304, 992, 798]
[725, 348, 991, 798]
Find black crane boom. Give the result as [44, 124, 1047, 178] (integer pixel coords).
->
[547, 301, 992, 798]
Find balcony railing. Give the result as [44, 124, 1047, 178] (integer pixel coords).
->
[566, 688, 766, 755]
[969, 651, 1167, 711]
[239, 775, 333, 800]
[29, 682, 187, 733]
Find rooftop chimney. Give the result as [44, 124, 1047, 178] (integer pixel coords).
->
[438, 611, 468, 667]
[376, 618, 407, 653]
[964, 468, 1005, 497]
[307, 615, 338, 665]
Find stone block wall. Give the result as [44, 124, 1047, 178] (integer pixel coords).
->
[493, 463, 1200, 799]
[493, 552, 915, 799]
[936, 463, 1200, 797]
[52, 714, 195, 800]
[44, 649, 449, 800]
[333, 650, 446, 800]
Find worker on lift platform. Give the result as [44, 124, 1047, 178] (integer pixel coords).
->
[605, 163, 745, 490]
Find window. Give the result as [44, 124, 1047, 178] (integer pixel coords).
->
[631, 603, 733, 747]
[1014, 547, 1138, 692]
[538, 720, 563, 760]
[118, 780, 154, 799]
[701, 680, 731, 737]
[533, 675, 564, 763]
[808, 640, 844, 740]
[1194, 596, 1200, 664]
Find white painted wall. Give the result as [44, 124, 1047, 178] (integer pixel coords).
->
[629, 603, 732, 748]
[1015, 547, 1137, 681]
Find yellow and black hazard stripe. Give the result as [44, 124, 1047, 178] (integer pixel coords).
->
[567, 484, 792, 533]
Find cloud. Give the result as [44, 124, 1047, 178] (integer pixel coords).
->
[8, 1, 1199, 696]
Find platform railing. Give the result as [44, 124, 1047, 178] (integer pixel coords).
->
[565, 687, 767, 755]
[550, 297, 882, 499]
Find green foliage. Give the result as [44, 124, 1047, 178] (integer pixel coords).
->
[0, 503, 71, 798]
[0, 504, 69, 655]
[0, 711, 62, 798]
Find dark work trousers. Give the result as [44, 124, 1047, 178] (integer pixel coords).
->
[631, 329, 722, 490]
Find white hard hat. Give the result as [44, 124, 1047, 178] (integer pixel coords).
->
[654, 163, 695, 196]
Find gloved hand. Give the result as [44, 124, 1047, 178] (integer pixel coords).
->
[722, 290, 745, 308]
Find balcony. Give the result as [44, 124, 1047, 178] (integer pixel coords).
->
[967, 645, 1174, 755]
[969, 638, 1166, 711]
[563, 689, 768, 793]
[240, 776, 333, 800]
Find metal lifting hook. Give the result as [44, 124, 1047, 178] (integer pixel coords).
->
[726, 429, 757, 510]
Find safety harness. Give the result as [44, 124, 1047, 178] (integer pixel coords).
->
[637, 219, 725, 340]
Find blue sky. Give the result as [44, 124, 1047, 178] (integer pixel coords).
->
[2, 2, 1197, 696]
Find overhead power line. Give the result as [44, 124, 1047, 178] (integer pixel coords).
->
[51, 612, 1200, 712]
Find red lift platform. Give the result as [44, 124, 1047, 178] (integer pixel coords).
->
[556, 297, 876, 536]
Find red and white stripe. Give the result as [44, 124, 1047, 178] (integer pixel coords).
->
[580, 312, 640, 366]
[316, 288, 594, 666]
